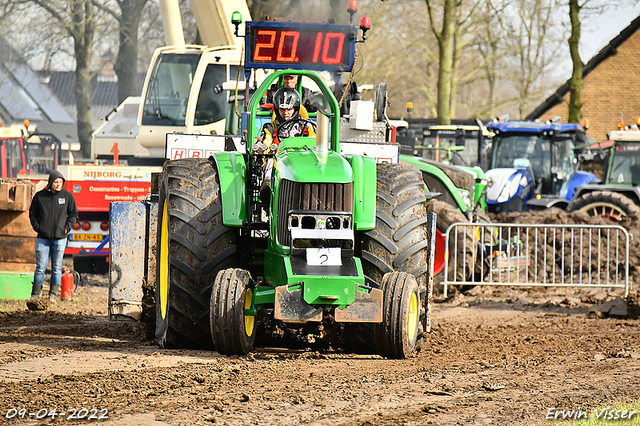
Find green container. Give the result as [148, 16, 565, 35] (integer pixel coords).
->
[0, 272, 33, 300]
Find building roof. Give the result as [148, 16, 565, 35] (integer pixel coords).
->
[0, 39, 74, 129]
[526, 14, 640, 120]
[40, 71, 119, 107]
[0, 37, 144, 145]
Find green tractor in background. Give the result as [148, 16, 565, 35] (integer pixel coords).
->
[569, 123, 640, 220]
[396, 122, 493, 288]
[400, 154, 490, 285]
[346, 91, 493, 288]
[154, 22, 434, 358]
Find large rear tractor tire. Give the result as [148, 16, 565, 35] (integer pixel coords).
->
[360, 162, 430, 287]
[353, 163, 429, 354]
[568, 191, 640, 222]
[426, 199, 475, 287]
[210, 268, 256, 355]
[156, 158, 237, 349]
[374, 271, 421, 359]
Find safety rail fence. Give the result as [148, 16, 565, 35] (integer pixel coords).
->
[443, 223, 631, 298]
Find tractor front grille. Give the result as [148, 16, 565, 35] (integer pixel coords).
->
[277, 179, 354, 246]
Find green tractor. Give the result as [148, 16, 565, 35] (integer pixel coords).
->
[569, 124, 640, 220]
[154, 22, 434, 358]
[399, 155, 491, 288]
[396, 123, 492, 287]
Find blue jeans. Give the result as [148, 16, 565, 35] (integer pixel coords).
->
[34, 237, 67, 293]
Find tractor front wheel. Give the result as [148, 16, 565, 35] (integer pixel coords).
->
[354, 163, 428, 354]
[210, 268, 256, 355]
[374, 271, 421, 359]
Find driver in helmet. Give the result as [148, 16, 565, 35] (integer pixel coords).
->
[264, 74, 322, 113]
[257, 87, 317, 203]
[256, 87, 316, 154]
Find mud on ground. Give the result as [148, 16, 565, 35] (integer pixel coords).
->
[0, 210, 639, 426]
[490, 208, 640, 285]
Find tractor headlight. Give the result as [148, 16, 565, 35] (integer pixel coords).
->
[255, 142, 267, 154]
[497, 177, 520, 203]
[288, 211, 354, 252]
[458, 190, 472, 209]
[519, 175, 529, 187]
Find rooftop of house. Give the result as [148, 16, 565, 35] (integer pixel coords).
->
[526, 14, 640, 120]
[0, 39, 140, 145]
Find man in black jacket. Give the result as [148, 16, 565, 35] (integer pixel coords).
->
[29, 170, 78, 299]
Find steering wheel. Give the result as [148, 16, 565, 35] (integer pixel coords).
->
[276, 118, 317, 142]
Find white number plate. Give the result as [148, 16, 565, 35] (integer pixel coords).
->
[306, 248, 342, 266]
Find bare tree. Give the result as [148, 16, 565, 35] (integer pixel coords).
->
[426, 0, 458, 125]
[448, 0, 490, 118]
[353, 1, 439, 118]
[476, 0, 566, 119]
[468, 0, 505, 117]
[567, 0, 622, 123]
[567, 0, 582, 123]
[29, 0, 96, 156]
[515, 0, 561, 118]
[248, 0, 290, 20]
[95, 0, 149, 104]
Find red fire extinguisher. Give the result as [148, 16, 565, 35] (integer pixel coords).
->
[60, 267, 76, 300]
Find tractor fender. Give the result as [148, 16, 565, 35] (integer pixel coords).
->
[398, 154, 471, 213]
[210, 152, 246, 227]
[343, 154, 377, 230]
[563, 171, 599, 201]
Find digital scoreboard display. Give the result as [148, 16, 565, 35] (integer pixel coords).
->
[245, 21, 357, 72]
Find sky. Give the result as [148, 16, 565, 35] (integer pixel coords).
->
[581, 2, 640, 61]
[550, 1, 640, 82]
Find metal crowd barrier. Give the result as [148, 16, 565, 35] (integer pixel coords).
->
[443, 222, 631, 297]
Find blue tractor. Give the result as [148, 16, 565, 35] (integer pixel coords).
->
[484, 120, 598, 213]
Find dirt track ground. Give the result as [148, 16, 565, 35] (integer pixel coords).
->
[1, 209, 640, 425]
[1, 282, 639, 426]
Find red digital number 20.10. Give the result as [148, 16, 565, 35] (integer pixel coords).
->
[253, 30, 345, 65]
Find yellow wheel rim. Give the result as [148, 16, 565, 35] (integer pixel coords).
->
[579, 202, 626, 222]
[159, 201, 169, 320]
[474, 226, 481, 241]
[244, 288, 255, 337]
[407, 292, 418, 339]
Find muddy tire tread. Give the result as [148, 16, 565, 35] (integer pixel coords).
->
[211, 268, 255, 355]
[353, 163, 428, 354]
[568, 190, 640, 218]
[155, 158, 237, 349]
[374, 271, 420, 359]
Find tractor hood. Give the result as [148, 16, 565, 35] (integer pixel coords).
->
[485, 167, 533, 204]
[274, 145, 353, 184]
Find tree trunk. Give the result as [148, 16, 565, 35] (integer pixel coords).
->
[568, 0, 583, 124]
[436, 0, 456, 125]
[450, 25, 460, 120]
[71, 0, 95, 158]
[330, 0, 344, 24]
[115, 0, 148, 104]
[249, 0, 278, 21]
